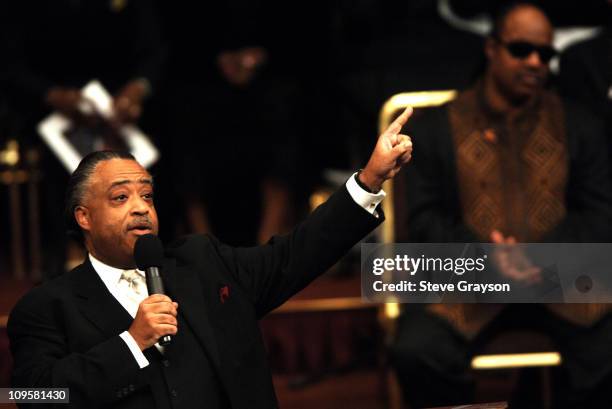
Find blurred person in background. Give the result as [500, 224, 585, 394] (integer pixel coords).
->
[159, 1, 305, 246]
[390, 3, 612, 408]
[1, 0, 167, 277]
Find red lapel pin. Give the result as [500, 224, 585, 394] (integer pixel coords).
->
[219, 285, 230, 303]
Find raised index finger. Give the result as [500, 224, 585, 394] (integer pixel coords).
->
[384, 106, 413, 136]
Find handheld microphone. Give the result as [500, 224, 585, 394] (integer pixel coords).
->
[134, 234, 172, 346]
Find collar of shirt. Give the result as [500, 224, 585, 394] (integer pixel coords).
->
[89, 253, 145, 292]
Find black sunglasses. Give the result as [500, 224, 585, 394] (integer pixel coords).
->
[498, 40, 557, 64]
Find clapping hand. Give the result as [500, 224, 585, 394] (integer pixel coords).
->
[490, 230, 542, 285]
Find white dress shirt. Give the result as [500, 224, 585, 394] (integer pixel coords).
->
[89, 173, 384, 369]
[89, 254, 153, 368]
[345, 172, 386, 216]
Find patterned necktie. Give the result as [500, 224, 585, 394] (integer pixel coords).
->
[119, 269, 147, 306]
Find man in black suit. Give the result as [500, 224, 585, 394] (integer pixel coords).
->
[8, 107, 413, 408]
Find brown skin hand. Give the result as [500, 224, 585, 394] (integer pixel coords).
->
[359, 107, 414, 192]
[490, 230, 542, 285]
[45, 87, 99, 126]
[484, 5, 553, 113]
[113, 80, 148, 125]
[129, 294, 179, 351]
[45, 87, 82, 116]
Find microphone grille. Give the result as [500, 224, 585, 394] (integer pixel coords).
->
[134, 234, 164, 269]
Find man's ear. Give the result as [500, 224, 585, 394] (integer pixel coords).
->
[74, 206, 91, 232]
[485, 37, 496, 61]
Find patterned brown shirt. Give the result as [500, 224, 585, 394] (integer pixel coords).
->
[449, 86, 568, 242]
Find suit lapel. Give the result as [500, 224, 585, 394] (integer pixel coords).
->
[70, 259, 134, 339]
[69, 257, 222, 371]
[161, 257, 221, 370]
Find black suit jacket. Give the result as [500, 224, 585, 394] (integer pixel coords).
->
[8, 186, 382, 409]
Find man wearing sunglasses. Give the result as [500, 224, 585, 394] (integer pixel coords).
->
[391, 2, 612, 408]
[487, 12, 557, 105]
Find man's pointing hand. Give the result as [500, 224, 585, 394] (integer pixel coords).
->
[359, 107, 413, 192]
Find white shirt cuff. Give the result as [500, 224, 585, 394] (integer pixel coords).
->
[345, 172, 386, 216]
[119, 331, 150, 369]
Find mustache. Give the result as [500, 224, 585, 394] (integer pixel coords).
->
[127, 217, 153, 230]
[521, 67, 547, 77]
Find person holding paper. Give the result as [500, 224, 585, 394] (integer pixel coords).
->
[1, 0, 167, 276]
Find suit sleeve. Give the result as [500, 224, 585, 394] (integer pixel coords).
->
[214, 185, 382, 317]
[8, 290, 141, 409]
